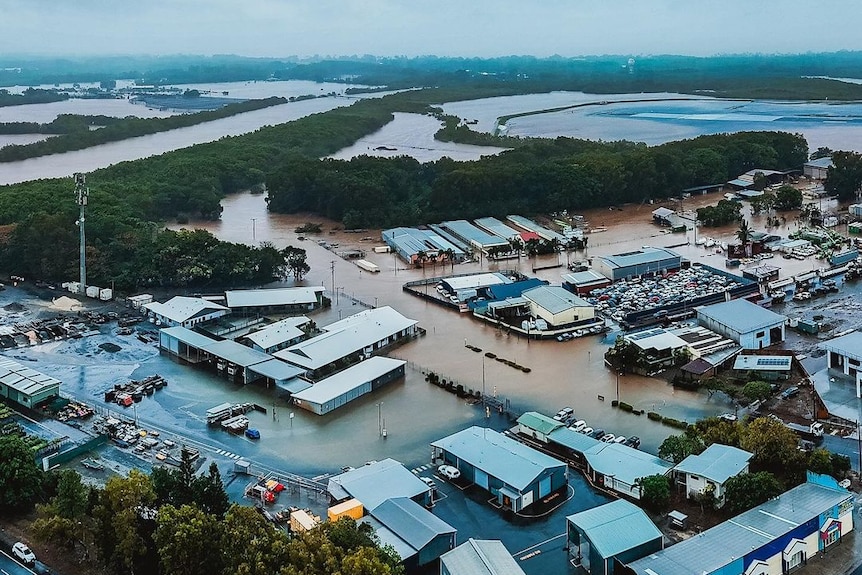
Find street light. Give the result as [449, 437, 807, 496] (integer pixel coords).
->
[616, 372, 623, 403]
[376, 402, 383, 436]
[251, 218, 256, 243]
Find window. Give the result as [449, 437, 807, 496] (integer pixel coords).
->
[787, 550, 804, 569]
[756, 331, 765, 338]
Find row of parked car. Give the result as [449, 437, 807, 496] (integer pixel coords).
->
[554, 407, 641, 448]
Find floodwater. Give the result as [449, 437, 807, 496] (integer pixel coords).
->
[0, 133, 52, 148]
[328, 112, 509, 162]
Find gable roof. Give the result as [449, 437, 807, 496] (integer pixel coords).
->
[517, 412, 565, 436]
[696, 298, 786, 334]
[327, 458, 429, 511]
[145, 296, 228, 324]
[440, 539, 525, 575]
[567, 500, 663, 559]
[224, 287, 323, 309]
[584, 443, 673, 487]
[674, 444, 752, 484]
[370, 497, 455, 550]
[522, 285, 591, 313]
[244, 316, 310, 350]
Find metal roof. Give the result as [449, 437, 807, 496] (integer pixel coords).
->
[327, 459, 430, 511]
[202, 339, 271, 367]
[626, 328, 687, 352]
[291, 357, 405, 405]
[727, 178, 753, 188]
[358, 516, 418, 561]
[145, 296, 229, 323]
[517, 412, 565, 436]
[822, 331, 862, 362]
[473, 217, 522, 242]
[673, 444, 752, 484]
[382, 227, 467, 256]
[440, 539, 525, 575]
[274, 307, 417, 371]
[249, 358, 304, 382]
[244, 316, 310, 350]
[596, 247, 681, 270]
[584, 443, 673, 487]
[0, 358, 60, 397]
[547, 427, 601, 454]
[567, 500, 663, 559]
[431, 427, 567, 492]
[506, 215, 566, 242]
[370, 497, 456, 550]
[733, 354, 793, 371]
[652, 207, 674, 218]
[224, 287, 323, 309]
[159, 326, 218, 349]
[441, 220, 510, 249]
[522, 286, 592, 314]
[443, 273, 512, 292]
[562, 270, 609, 286]
[483, 279, 546, 301]
[627, 481, 852, 575]
[696, 299, 786, 334]
[804, 157, 833, 169]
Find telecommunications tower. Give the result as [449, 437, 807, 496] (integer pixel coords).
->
[74, 173, 88, 293]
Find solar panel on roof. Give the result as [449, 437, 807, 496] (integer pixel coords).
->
[757, 358, 790, 366]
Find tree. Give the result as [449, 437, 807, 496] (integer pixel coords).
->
[825, 151, 862, 202]
[724, 471, 783, 514]
[659, 434, 703, 464]
[807, 448, 834, 476]
[194, 462, 229, 518]
[740, 417, 803, 473]
[0, 435, 44, 511]
[736, 218, 752, 246]
[638, 475, 670, 511]
[832, 453, 852, 478]
[742, 380, 773, 403]
[694, 482, 717, 513]
[694, 418, 743, 448]
[752, 171, 769, 191]
[53, 469, 88, 519]
[283, 246, 310, 280]
[810, 147, 832, 161]
[773, 185, 803, 211]
[220, 505, 290, 575]
[155, 504, 224, 575]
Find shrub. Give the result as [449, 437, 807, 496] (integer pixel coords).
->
[647, 411, 662, 421]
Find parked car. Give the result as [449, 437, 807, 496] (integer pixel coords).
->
[553, 407, 574, 421]
[420, 476, 437, 491]
[612, 436, 627, 444]
[569, 420, 587, 432]
[245, 428, 260, 440]
[12, 542, 36, 566]
[780, 386, 799, 399]
[624, 436, 641, 449]
[580, 426, 594, 436]
[600, 434, 616, 443]
[438, 464, 461, 480]
[588, 428, 606, 439]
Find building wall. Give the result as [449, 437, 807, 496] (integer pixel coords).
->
[0, 382, 60, 408]
[738, 323, 785, 349]
[418, 532, 456, 566]
[596, 256, 682, 282]
[683, 467, 748, 508]
[531, 304, 595, 327]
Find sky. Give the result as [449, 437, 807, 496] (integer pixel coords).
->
[2, 0, 861, 58]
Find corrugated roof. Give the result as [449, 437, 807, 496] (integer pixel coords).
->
[584, 443, 673, 487]
[596, 247, 681, 270]
[249, 358, 305, 382]
[441, 220, 510, 249]
[382, 227, 467, 257]
[485, 278, 547, 301]
[626, 328, 687, 352]
[160, 326, 218, 349]
[244, 316, 310, 350]
[444, 273, 512, 292]
[696, 299, 786, 334]
[547, 427, 601, 454]
[370, 497, 455, 550]
[327, 459, 430, 511]
[627, 481, 852, 575]
[359, 516, 418, 561]
[473, 217, 522, 242]
[517, 412, 565, 436]
[522, 286, 592, 314]
[805, 157, 833, 169]
[145, 296, 228, 323]
[440, 539, 525, 575]
[0, 358, 60, 398]
[822, 331, 862, 362]
[202, 339, 271, 367]
[562, 270, 609, 286]
[431, 427, 566, 492]
[674, 444, 752, 484]
[506, 215, 566, 242]
[224, 287, 323, 309]
[567, 500, 663, 559]
[652, 207, 675, 218]
[291, 357, 405, 405]
[733, 354, 793, 371]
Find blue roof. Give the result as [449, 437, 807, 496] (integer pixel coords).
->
[440, 539, 525, 575]
[597, 247, 681, 270]
[160, 326, 217, 349]
[474, 217, 522, 241]
[441, 220, 510, 249]
[327, 459, 430, 510]
[674, 444, 752, 484]
[697, 298, 786, 334]
[567, 500, 663, 559]
[485, 278, 548, 301]
[382, 227, 466, 257]
[517, 412, 565, 436]
[370, 497, 456, 551]
[431, 427, 566, 492]
[584, 443, 673, 487]
[547, 427, 601, 454]
[805, 157, 833, 169]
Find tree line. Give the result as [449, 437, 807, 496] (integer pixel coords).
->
[0, 88, 68, 107]
[0, 435, 401, 575]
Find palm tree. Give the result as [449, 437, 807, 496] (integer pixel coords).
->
[736, 220, 752, 257]
[443, 248, 456, 272]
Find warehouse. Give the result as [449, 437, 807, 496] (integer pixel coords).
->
[696, 298, 786, 349]
[522, 285, 595, 328]
[439, 220, 510, 252]
[0, 358, 60, 409]
[203, 339, 276, 384]
[440, 272, 512, 295]
[506, 215, 566, 243]
[440, 539, 525, 575]
[473, 217, 522, 242]
[583, 443, 673, 500]
[273, 307, 417, 380]
[144, 296, 230, 328]
[562, 270, 611, 295]
[822, 331, 862, 397]
[224, 286, 324, 316]
[593, 247, 682, 281]
[291, 357, 406, 415]
[803, 156, 833, 180]
[328, 458, 432, 510]
[431, 426, 568, 514]
[625, 477, 854, 575]
[241, 316, 311, 354]
[673, 444, 752, 509]
[381, 227, 467, 265]
[362, 497, 456, 568]
[566, 500, 663, 575]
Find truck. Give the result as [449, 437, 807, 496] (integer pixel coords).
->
[785, 421, 824, 445]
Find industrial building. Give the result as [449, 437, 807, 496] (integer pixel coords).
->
[440, 272, 513, 296]
[562, 270, 611, 295]
[439, 220, 510, 252]
[431, 426, 568, 514]
[223, 286, 324, 316]
[624, 477, 854, 575]
[727, 168, 787, 190]
[328, 458, 432, 510]
[522, 285, 595, 328]
[822, 331, 862, 397]
[803, 156, 833, 180]
[506, 215, 566, 243]
[696, 299, 786, 349]
[516, 412, 565, 443]
[440, 539, 525, 575]
[241, 316, 311, 354]
[583, 443, 673, 500]
[381, 227, 467, 265]
[732, 353, 793, 380]
[672, 444, 752, 508]
[593, 247, 682, 281]
[273, 306, 418, 380]
[473, 217, 522, 242]
[144, 296, 230, 328]
[291, 357, 406, 415]
[362, 497, 456, 568]
[0, 358, 60, 409]
[624, 325, 738, 373]
[567, 500, 663, 575]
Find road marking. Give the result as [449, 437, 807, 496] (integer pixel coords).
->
[513, 532, 566, 556]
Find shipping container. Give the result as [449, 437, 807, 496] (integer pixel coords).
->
[327, 499, 364, 522]
[85, 286, 100, 298]
[99, 288, 113, 301]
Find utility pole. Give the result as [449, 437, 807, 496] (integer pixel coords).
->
[330, 260, 336, 299]
[251, 218, 256, 243]
[74, 173, 88, 293]
[857, 420, 861, 474]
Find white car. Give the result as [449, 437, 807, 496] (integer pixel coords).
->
[580, 426, 594, 436]
[612, 436, 627, 444]
[12, 542, 36, 566]
[420, 476, 437, 490]
[438, 464, 461, 480]
[553, 407, 574, 421]
[600, 434, 616, 443]
[569, 420, 587, 432]
[839, 478, 852, 489]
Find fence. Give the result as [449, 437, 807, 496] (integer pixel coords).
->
[42, 434, 109, 470]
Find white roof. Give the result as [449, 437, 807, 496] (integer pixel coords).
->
[145, 296, 228, 323]
[244, 316, 310, 350]
[224, 286, 324, 308]
[674, 444, 753, 484]
[444, 273, 512, 291]
[292, 357, 405, 405]
[584, 443, 673, 487]
[274, 307, 417, 370]
[626, 328, 688, 352]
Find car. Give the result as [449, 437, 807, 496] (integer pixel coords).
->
[569, 420, 587, 432]
[553, 407, 574, 421]
[600, 434, 616, 443]
[245, 428, 260, 440]
[588, 428, 606, 439]
[12, 542, 36, 566]
[437, 464, 461, 480]
[780, 386, 800, 399]
[612, 435, 627, 444]
[624, 436, 641, 448]
[580, 426, 594, 436]
[718, 413, 738, 422]
[419, 476, 437, 490]
[163, 439, 176, 448]
[839, 478, 852, 489]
